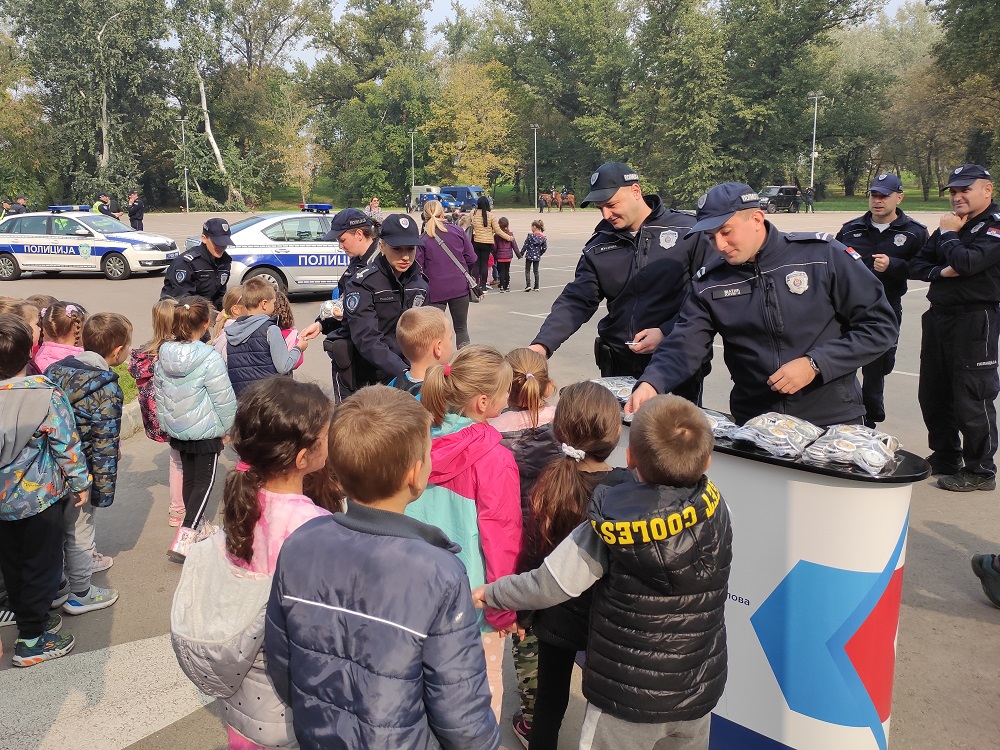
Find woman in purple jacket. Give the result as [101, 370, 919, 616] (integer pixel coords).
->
[417, 200, 479, 348]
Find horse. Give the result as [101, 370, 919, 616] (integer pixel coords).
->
[552, 193, 576, 212]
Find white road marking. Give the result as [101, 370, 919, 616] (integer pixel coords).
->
[510, 311, 549, 319]
[0, 634, 213, 750]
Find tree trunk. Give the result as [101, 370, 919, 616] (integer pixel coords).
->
[98, 88, 110, 172]
[194, 61, 243, 205]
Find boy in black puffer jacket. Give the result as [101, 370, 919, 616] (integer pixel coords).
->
[476, 394, 732, 750]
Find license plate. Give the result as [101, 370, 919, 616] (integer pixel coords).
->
[165, 252, 178, 259]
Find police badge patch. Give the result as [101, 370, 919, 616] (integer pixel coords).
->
[345, 292, 361, 313]
[219, 272, 229, 284]
[697, 193, 708, 209]
[972, 222, 985, 233]
[786, 270, 809, 294]
[660, 230, 678, 249]
[79, 244, 91, 259]
[591, 172, 600, 186]
[413, 292, 426, 307]
[400, 217, 410, 229]
[174, 269, 187, 283]
[893, 234, 906, 247]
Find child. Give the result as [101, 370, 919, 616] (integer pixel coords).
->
[493, 217, 518, 292]
[171, 378, 333, 750]
[487, 347, 560, 742]
[519, 220, 547, 292]
[265, 385, 500, 748]
[129, 298, 185, 526]
[518, 381, 631, 749]
[224, 277, 305, 396]
[0, 299, 40, 357]
[272, 290, 304, 370]
[32, 302, 87, 372]
[0, 314, 91, 666]
[389, 306, 454, 397]
[211, 286, 245, 364]
[45, 312, 132, 615]
[155, 296, 237, 561]
[406, 344, 522, 719]
[476, 395, 732, 750]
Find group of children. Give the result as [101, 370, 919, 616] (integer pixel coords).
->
[455, 213, 548, 293]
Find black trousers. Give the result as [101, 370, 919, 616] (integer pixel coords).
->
[497, 261, 511, 290]
[432, 296, 471, 348]
[179, 451, 220, 528]
[861, 300, 903, 424]
[529, 640, 578, 749]
[473, 241, 493, 289]
[0, 498, 67, 639]
[525, 259, 540, 289]
[918, 305, 999, 476]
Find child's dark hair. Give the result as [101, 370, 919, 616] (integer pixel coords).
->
[505, 347, 554, 428]
[421, 344, 512, 427]
[83, 312, 133, 359]
[41, 301, 87, 346]
[25, 294, 58, 313]
[498, 216, 510, 232]
[224, 377, 333, 563]
[630, 395, 713, 487]
[0, 314, 33, 378]
[530, 382, 621, 558]
[273, 290, 295, 330]
[171, 296, 212, 341]
[302, 420, 345, 514]
[532, 220, 544, 232]
[330, 385, 431, 505]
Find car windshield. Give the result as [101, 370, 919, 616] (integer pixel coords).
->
[442, 194, 457, 201]
[78, 215, 134, 233]
[468, 189, 482, 200]
[760, 187, 780, 197]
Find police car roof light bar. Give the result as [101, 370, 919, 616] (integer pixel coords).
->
[48, 205, 91, 213]
[300, 203, 333, 214]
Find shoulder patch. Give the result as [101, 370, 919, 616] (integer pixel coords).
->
[845, 246, 863, 261]
[354, 266, 374, 281]
[694, 266, 707, 281]
[786, 232, 833, 243]
[174, 269, 187, 283]
[345, 292, 361, 313]
[181, 253, 196, 262]
[986, 227, 1000, 239]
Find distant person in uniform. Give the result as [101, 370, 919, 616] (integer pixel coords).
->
[11, 195, 28, 215]
[803, 186, 815, 213]
[126, 189, 145, 230]
[93, 192, 114, 217]
[160, 218, 234, 311]
[0, 198, 13, 221]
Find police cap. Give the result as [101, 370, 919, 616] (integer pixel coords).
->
[868, 173, 902, 195]
[378, 213, 422, 248]
[202, 217, 235, 247]
[0, 197, 10, 205]
[97, 191, 110, 199]
[329, 208, 373, 236]
[945, 164, 992, 189]
[580, 162, 641, 207]
[686, 182, 761, 237]
[13, 195, 25, 201]
[128, 188, 139, 196]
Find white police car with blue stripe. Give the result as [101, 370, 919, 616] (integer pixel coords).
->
[0, 206, 178, 281]
[184, 205, 348, 294]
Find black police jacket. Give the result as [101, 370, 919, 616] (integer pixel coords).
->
[585, 477, 732, 723]
[7, 204, 27, 215]
[319, 241, 379, 336]
[160, 243, 233, 310]
[639, 224, 899, 426]
[836, 209, 927, 304]
[532, 195, 712, 356]
[127, 199, 145, 224]
[909, 201, 1000, 307]
[332, 253, 429, 382]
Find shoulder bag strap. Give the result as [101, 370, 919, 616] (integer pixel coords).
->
[432, 230, 479, 291]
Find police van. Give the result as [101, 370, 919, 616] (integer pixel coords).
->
[0, 206, 179, 281]
[184, 205, 348, 294]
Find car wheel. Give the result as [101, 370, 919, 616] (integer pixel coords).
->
[244, 266, 287, 293]
[0, 252, 21, 281]
[766, 204, 777, 214]
[102, 251, 132, 280]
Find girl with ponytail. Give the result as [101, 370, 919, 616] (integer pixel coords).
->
[407, 344, 522, 720]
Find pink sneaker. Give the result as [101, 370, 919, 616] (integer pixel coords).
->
[92, 552, 114, 573]
[168, 511, 183, 527]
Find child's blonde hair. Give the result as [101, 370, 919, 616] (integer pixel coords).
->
[144, 298, 177, 356]
[241, 277, 277, 310]
[273, 290, 295, 330]
[421, 344, 512, 427]
[630, 395, 714, 487]
[422, 200, 446, 238]
[505, 347, 554, 428]
[211, 286, 244, 340]
[41, 301, 87, 346]
[397, 307, 448, 363]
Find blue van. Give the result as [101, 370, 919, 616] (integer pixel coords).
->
[441, 186, 491, 211]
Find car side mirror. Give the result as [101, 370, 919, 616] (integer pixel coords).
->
[73, 228, 92, 236]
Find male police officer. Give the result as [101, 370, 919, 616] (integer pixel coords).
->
[627, 182, 898, 427]
[160, 217, 234, 310]
[910, 164, 1000, 492]
[327, 213, 428, 401]
[126, 189, 145, 230]
[0, 198, 12, 221]
[9, 195, 28, 215]
[836, 173, 928, 427]
[93, 192, 115, 217]
[528, 162, 712, 402]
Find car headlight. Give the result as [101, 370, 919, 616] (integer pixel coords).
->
[134, 243, 154, 252]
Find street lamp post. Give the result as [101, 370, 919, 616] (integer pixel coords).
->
[176, 117, 190, 213]
[807, 91, 825, 189]
[530, 124, 539, 208]
[409, 129, 417, 188]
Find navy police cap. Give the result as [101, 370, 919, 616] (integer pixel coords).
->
[868, 173, 902, 195]
[945, 164, 992, 189]
[580, 162, 641, 207]
[686, 182, 761, 237]
[378, 213, 423, 248]
[328, 208, 373, 236]
[202, 217, 235, 247]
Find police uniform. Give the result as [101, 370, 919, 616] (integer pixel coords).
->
[160, 218, 234, 310]
[317, 208, 380, 337]
[640, 183, 898, 427]
[836, 175, 928, 425]
[8, 197, 27, 215]
[532, 163, 713, 402]
[910, 164, 1000, 486]
[327, 214, 429, 401]
[127, 192, 145, 230]
[93, 194, 113, 217]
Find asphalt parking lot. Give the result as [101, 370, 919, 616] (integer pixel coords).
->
[0, 206, 996, 750]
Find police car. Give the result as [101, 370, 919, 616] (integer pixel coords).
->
[0, 206, 179, 281]
[184, 204, 348, 294]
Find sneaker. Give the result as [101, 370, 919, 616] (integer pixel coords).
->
[533, 287, 540, 292]
[13, 631, 75, 667]
[512, 712, 531, 749]
[168, 511, 183, 527]
[62, 585, 119, 615]
[971, 554, 1000, 608]
[92, 552, 114, 573]
[524, 287, 531, 292]
[195, 520, 218, 542]
[926, 453, 963, 476]
[168, 526, 198, 562]
[51, 580, 71, 609]
[45, 612, 63, 633]
[938, 470, 996, 492]
[0, 607, 15, 628]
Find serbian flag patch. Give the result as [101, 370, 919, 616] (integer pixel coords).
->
[845, 246, 862, 260]
[987, 227, 1000, 239]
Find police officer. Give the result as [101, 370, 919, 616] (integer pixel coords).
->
[160, 217, 234, 310]
[126, 189, 145, 230]
[910, 164, 1000, 492]
[0, 198, 12, 221]
[93, 192, 114, 217]
[836, 173, 928, 427]
[9, 195, 28, 215]
[627, 182, 899, 427]
[528, 162, 713, 402]
[326, 213, 428, 402]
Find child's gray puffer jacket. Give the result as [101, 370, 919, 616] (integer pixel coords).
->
[154, 341, 236, 441]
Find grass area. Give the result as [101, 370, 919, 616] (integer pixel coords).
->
[113, 363, 138, 404]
